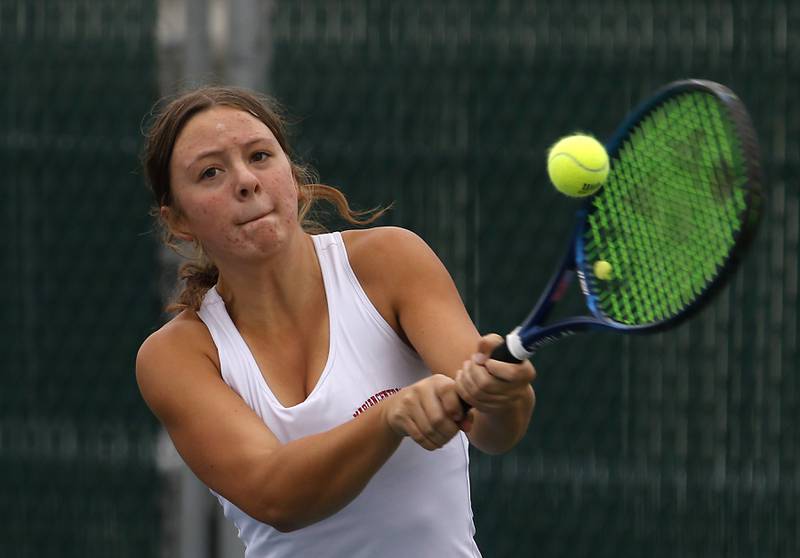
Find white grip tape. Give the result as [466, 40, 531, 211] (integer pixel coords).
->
[506, 327, 533, 361]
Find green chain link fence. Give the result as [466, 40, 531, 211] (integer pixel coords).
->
[2, 1, 799, 556]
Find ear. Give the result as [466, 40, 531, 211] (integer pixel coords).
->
[160, 206, 195, 242]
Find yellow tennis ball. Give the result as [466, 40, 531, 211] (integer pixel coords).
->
[594, 260, 613, 280]
[547, 134, 610, 197]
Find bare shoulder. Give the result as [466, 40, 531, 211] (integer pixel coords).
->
[340, 227, 445, 335]
[342, 225, 425, 252]
[341, 227, 477, 376]
[135, 310, 220, 422]
[137, 310, 218, 375]
[342, 226, 438, 285]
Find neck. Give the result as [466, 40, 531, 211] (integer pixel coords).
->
[215, 231, 322, 332]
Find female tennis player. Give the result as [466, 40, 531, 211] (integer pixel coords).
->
[136, 86, 536, 557]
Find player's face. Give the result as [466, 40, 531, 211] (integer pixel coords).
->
[166, 106, 300, 263]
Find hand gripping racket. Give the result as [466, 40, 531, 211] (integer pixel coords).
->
[490, 79, 763, 365]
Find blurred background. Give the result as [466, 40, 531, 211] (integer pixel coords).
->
[1, 0, 798, 556]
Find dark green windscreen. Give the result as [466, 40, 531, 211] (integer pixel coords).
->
[0, 2, 161, 556]
[3, 1, 799, 557]
[270, 2, 798, 557]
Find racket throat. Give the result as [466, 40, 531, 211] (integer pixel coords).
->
[506, 327, 534, 360]
[511, 326, 580, 357]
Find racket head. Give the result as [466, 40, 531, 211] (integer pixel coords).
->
[576, 79, 763, 332]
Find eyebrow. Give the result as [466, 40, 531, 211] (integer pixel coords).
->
[185, 137, 278, 170]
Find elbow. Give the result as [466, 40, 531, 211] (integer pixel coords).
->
[233, 456, 305, 532]
[250, 501, 311, 533]
[250, 493, 345, 532]
[273, 523, 300, 534]
[239, 453, 340, 532]
[249, 506, 298, 533]
[263, 515, 302, 534]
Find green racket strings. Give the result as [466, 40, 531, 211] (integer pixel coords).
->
[584, 92, 749, 325]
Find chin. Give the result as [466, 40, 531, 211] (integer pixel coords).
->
[245, 220, 301, 255]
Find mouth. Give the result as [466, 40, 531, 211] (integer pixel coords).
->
[238, 210, 273, 226]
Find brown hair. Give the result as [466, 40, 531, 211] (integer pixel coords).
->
[142, 85, 386, 312]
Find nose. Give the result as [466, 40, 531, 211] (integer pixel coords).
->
[234, 165, 261, 200]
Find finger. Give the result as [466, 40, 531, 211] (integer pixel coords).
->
[458, 409, 474, 433]
[455, 362, 478, 406]
[467, 358, 509, 396]
[432, 373, 470, 417]
[419, 385, 459, 445]
[401, 414, 440, 451]
[435, 379, 465, 421]
[457, 362, 504, 407]
[477, 333, 504, 357]
[483, 358, 536, 384]
[459, 362, 520, 410]
[405, 392, 449, 449]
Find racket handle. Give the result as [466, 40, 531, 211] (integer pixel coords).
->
[458, 341, 524, 413]
[489, 341, 524, 364]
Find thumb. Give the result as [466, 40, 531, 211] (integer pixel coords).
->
[476, 333, 504, 360]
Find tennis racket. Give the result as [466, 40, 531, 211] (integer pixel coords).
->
[491, 79, 763, 364]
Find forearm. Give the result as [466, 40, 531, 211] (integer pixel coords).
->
[467, 385, 534, 454]
[250, 401, 402, 531]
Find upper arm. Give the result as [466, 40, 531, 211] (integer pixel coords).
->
[136, 317, 280, 517]
[345, 227, 479, 377]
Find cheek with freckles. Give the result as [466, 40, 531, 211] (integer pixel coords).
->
[267, 170, 300, 225]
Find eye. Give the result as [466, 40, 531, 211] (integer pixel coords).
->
[200, 167, 220, 180]
[251, 151, 270, 163]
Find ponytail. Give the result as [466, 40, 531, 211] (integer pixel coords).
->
[166, 259, 219, 314]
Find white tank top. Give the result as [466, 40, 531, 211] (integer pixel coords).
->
[197, 231, 481, 558]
